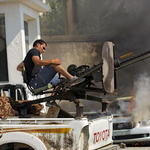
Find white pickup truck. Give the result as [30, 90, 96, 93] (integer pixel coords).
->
[0, 84, 119, 150]
[0, 114, 118, 150]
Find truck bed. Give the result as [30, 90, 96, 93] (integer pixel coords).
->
[0, 114, 114, 150]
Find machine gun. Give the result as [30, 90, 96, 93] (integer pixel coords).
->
[16, 41, 150, 118]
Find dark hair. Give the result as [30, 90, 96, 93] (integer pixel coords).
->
[33, 39, 47, 47]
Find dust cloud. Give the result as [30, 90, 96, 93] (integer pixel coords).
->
[107, 73, 150, 125]
[131, 73, 150, 124]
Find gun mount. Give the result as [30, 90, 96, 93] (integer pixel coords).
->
[16, 41, 150, 118]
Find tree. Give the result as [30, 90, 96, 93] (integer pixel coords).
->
[40, 0, 65, 36]
[40, 0, 134, 36]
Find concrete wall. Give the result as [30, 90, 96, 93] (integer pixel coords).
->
[42, 36, 104, 70]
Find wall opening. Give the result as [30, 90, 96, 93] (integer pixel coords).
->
[0, 14, 8, 82]
[24, 20, 29, 52]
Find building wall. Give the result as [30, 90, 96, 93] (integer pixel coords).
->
[42, 37, 103, 70]
[0, 2, 41, 85]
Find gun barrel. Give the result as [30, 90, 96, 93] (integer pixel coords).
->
[116, 55, 150, 70]
[120, 49, 150, 65]
[115, 49, 150, 70]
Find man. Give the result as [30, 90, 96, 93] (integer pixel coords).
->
[17, 39, 84, 89]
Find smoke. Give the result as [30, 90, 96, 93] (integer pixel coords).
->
[108, 73, 150, 125]
[108, 96, 132, 115]
[108, 100, 129, 115]
[131, 73, 150, 124]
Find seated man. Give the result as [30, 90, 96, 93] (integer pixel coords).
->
[17, 39, 84, 90]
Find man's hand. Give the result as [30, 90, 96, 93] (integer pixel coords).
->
[51, 58, 61, 65]
[17, 62, 24, 72]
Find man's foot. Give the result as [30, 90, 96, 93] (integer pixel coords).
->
[70, 76, 85, 86]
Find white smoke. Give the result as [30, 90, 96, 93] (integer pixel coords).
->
[131, 73, 150, 124]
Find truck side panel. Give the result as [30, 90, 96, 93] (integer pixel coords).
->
[88, 117, 113, 150]
[0, 116, 114, 150]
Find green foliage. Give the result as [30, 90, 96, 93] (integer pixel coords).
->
[40, 0, 65, 36]
[40, 0, 134, 36]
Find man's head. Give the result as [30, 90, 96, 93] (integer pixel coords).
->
[33, 39, 47, 54]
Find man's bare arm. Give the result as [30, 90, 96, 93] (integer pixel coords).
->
[17, 61, 24, 72]
[32, 56, 61, 66]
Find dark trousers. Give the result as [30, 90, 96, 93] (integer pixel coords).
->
[29, 65, 60, 89]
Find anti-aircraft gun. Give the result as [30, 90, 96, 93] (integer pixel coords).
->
[17, 41, 150, 118]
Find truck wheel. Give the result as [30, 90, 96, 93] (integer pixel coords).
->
[0, 142, 34, 150]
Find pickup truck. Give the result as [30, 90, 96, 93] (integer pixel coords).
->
[0, 84, 119, 150]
